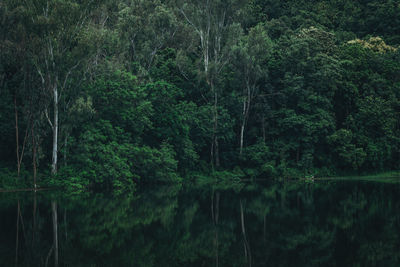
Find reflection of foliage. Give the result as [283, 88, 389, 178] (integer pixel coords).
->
[2, 182, 400, 266]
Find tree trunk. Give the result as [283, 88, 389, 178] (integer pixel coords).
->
[14, 96, 31, 177]
[51, 86, 58, 174]
[212, 84, 220, 167]
[240, 200, 252, 267]
[51, 201, 58, 267]
[215, 229, 219, 267]
[64, 209, 68, 241]
[214, 136, 220, 167]
[240, 85, 252, 155]
[240, 99, 246, 155]
[63, 135, 68, 167]
[15, 201, 20, 267]
[32, 126, 37, 188]
[14, 96, 20, 177]
[261, 115, 266, 143]
[32, 192, 37, 244]
[212, 191, 220, 267]
[239, 123, 245, 155]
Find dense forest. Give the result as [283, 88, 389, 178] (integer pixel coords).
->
[1, 0, 399, 191]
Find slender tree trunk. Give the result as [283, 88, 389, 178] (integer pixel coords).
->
[240, 83, 252, 155]
[210, 140, 214, 168]
[215, 192, 220, 224]
[15, 201, 20, 267]
[45, 245, 54, 267]
[64, 209, 68, 241]
[51, 86, 58, 174]
[215, 136, 220, 167]
[211, 190, 214, 221]
[51, 201, 58, 267]
[261, 115, 266, 143]
[32, 126, 37, 188]
[18, 205, 28, 250]
[215, 229, 219, 267]
[212, 191, 220, 267]
[239, 123, 245, 154]
[212, 84, 220, 167]
[240, 98, 246, 155]
[63, 135, 68, 167]
[240, 200, 252, 267]
[14, 96, 20, 177]
[32, 192, 37, 244]
[14, 96, 32, 178]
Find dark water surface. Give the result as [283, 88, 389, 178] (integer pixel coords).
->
[1, 180, 400, 266]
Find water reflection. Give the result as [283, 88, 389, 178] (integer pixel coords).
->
[1, 181, 400, 266]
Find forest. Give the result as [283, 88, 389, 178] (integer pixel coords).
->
[1, 0, 400, 191]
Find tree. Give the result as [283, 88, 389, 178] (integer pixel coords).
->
[176, 0, 244, 167]
[26, 0, 100, 174]
[117, 0, 178, 75]
[0, 0, 41, 177]
[268, 27, 341, 173]
[232, 23, 273, 155]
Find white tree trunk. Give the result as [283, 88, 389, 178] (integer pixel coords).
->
[240, 97, 246, 155]
[51, 86, 58, 174]
[240, 84, 252, 155]
[240, 123, 245, 155]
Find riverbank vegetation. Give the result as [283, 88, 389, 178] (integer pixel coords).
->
[1, 0, 399, 191]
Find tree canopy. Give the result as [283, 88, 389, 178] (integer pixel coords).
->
[1, 0, 399, 191]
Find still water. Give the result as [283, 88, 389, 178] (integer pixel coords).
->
[1, 180, 400, 266]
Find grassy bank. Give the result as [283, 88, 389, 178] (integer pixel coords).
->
[315, 171, 400, 183]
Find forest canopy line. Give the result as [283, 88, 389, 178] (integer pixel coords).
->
[0, 0, 399, 191]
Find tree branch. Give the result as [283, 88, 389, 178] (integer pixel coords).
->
[45, 108, 53, 129]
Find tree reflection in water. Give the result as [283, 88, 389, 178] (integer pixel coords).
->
[1, 181, 400, 266]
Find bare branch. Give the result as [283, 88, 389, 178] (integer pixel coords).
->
[179, 8, 201, 36]
[45, 108, 53, 129]
[37, 68, 45, 87]
[18, 115, 32, 168]
[258, 92, 282, 97]
[62, 61, 81, 91]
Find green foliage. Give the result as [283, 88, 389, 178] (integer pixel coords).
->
[0, 167, 19, 189]
[1, 0, 400, 190]
[328, 129, 366, 170]
[69, 120, 137, 191]
[91, 70, 152, 139]
[129, 143, 181, 183]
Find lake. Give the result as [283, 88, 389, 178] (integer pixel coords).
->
[1, 180, 400, 266]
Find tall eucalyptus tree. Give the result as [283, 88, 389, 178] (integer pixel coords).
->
[25, 0, 100, 174]
[232, 23, 273, 155]
[176, 0, 244, 167]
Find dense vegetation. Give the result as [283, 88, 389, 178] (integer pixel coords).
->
[1, 0, 399, 191]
